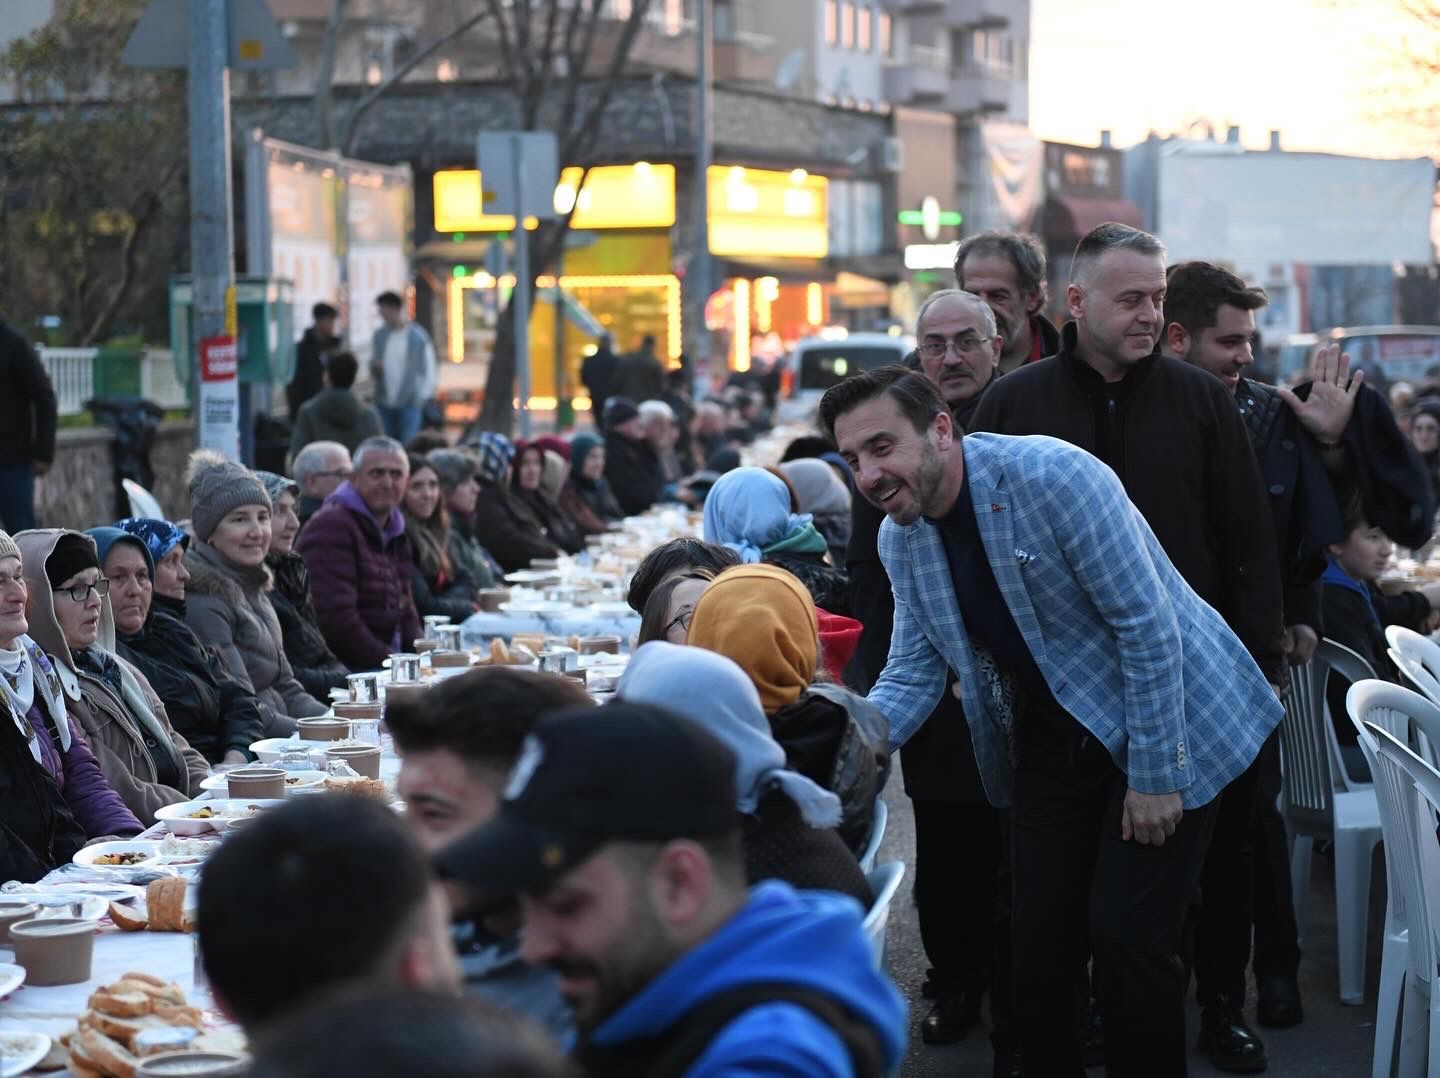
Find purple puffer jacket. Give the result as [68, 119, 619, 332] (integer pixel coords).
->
[294, 482, 420, 671]
[33, 704, 142, 839]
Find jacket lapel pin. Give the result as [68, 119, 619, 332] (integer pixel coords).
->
[1015, 548, 1034, 565]
[991, 503, 1006, 512]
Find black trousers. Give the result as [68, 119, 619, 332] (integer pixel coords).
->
[1250, 732, 1301, 979]
[911, 799, 1004, 997]
[1011, 708, 1217, 1078]
[1193, 746, 1265, 1004]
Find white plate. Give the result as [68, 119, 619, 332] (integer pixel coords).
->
[497, 601, 573, 614]
[0, 1030, 49, 1077]
[155, 799, 285, 835]
[249, 737, 343, 765]
[11, 894, 110, 922]
[0, 963, 24, 999]
[72, 840, 162, 871]
[503, 570, 560, 584]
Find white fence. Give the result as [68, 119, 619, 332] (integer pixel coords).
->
[39, 348, 190, 417]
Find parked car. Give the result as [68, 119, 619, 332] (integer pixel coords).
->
[778, 333, 914, 419]
[1275, 325, 1440, 390]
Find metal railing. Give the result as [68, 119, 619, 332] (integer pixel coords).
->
[39, 348, 190, 417]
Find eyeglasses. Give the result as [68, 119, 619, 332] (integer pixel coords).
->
[664, 608, 693, 638]
[54, 579, 109, 603]
[919, 333, 996, 361]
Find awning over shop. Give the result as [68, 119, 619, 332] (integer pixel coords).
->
[1044, 195, 1145, 241]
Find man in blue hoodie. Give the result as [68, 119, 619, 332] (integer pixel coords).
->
[436, 702, 907, 1077]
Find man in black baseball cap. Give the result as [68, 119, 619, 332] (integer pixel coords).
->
[437, 702, 907, 1077]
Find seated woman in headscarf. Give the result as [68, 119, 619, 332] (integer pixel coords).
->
[15, 529, 208, 823]
[466, 433, 563, 574]
[254, 473, 350, 699]
[779, 457, 853, 568]
[703, 466, 852, 617]
[106, 520, 266, 768]
[559, 433, 623, 535]
[402, 454, 480, 622]
[0, 530, 140, 880]
[618, 641, 872, 906]
[511, 443, 584, 555]
[687, 563, 888, 856]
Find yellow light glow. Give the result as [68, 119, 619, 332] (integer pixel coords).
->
[433, 164, 676, 233]
[733, 279, 751, 372]
[449, 274, 684, 379]
[806, 282, 824, 326]
[708, 166, 828, 259]
[754, 276, 779, 333]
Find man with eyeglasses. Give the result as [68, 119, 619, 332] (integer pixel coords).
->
[291, 441, 354, 528]
[845, 289, 1012, 1069]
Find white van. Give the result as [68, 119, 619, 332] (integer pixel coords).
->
[779, 333, 914, 419]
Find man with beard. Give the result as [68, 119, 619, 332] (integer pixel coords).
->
[954, 231, 1060, 373]
[437, 702, 907, 1077]
[846, 290, 1010, 1067]
[968, 223, 1287, 1073]
[824, 366, 1283, 1078]
[1163, 261, 1434, 1034]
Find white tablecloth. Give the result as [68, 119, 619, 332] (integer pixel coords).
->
[460, 608, 639, 646]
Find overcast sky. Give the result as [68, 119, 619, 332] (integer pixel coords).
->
[1028, 0, 1432, 158]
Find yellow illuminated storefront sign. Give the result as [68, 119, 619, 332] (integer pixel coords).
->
[433, 163, 677, 233]
[708, 166, 828, 259]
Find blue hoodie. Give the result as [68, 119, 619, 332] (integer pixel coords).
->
[587, 881, 907, 1076]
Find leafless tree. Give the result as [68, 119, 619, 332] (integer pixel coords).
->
[475, 0, 657, 434]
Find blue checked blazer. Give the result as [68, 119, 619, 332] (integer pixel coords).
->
[867, 432, 1283, 810]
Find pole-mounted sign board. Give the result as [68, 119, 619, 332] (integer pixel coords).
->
[123, 0, 297, 70]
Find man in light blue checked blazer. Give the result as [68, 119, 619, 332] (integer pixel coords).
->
[822, 366, 1283, 1078]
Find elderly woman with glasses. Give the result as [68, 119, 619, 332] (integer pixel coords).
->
[15, 529, 208, 822]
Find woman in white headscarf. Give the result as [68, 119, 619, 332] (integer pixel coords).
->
[618, 641, 872, 906]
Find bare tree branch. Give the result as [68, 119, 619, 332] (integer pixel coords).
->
[340, 6, 495, 155]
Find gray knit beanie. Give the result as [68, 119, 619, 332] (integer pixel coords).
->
[427, 449, 476, 493]
[0, 530, 18, 564]
[187, 450, 271, 542]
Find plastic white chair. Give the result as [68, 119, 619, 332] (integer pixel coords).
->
[121, 478, 164, 521]
[858, 797, 887, 873]
[1387, 625, 1440, 716]
[1281, 639, 1381, 1004]
[1347, 681, 1440, 1076]
[1365, 723, 1440, 1077]
[861, 861, 906, 968]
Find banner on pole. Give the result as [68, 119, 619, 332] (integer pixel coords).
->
[199, 335, 240, 459]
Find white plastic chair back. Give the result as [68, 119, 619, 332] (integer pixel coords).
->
[1369, 726, 1440, 1002]
[1386, 626, 1440, 751]
[1282, 641, 1375, 831]
[861, 861, 906, 968]
[858, 798, 887, 873]
[121, 479, 164, 521]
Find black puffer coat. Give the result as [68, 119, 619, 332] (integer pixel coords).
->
[266, 552, 350, 700]
[116, 595, 266, 763]
[768, 683, 890, 856]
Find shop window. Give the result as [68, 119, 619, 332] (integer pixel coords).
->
[878, 13, 891, 57]
[857, 6, 871, 51]
[824, 0, 838, 45]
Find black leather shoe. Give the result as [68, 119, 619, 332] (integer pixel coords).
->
[992, 1047, 1023, 1078]
[1199, 996, 1269, 1074]
[1255, 976, 1304, 1028]
[1080, 1008, 1104, 1068]
[921, 991, 982, 1045]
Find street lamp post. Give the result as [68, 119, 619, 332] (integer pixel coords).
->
[688, 0, 714, 389]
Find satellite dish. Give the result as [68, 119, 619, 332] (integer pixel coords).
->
[775, 49, 804, 92]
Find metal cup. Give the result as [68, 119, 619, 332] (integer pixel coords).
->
[436, 625, 464, 651]
[537, 650, 571, 675]
[423, 615, 452, 634]
[389, 653, 422, 683]
[347, 672, 381, 703]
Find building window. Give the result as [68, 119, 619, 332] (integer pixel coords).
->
[610, 0, 633, 18]
[878, 13, 891, 57]
[840, 2, 855, 48]
[857, 6, 871, 51]
[824, 0, 838, 45]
